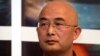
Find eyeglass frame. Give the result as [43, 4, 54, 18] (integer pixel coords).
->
[37, 20, 78, 30]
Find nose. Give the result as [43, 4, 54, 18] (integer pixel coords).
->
[47, 25, 55, 36]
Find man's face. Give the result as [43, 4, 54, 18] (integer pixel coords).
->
[37, 2, 80, 53]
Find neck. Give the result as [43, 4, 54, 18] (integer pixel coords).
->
[43, 48, 73, 56]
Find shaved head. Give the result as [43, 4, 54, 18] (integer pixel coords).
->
[39, 1, 78, 25]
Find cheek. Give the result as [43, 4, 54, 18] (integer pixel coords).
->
[56, 30, 74, 49]
[57, 29, 73, 38]
[37, 29, 47, 41]
[56, 29, 74, 43]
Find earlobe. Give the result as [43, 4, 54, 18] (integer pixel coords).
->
[73, 27, 81, 40]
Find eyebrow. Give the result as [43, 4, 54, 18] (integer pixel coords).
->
[38, 17, 47, 22]
[54, 17, 65, 21]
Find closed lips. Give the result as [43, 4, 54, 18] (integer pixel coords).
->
[45, 40, 58, 43]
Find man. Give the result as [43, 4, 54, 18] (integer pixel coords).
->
[37, 1, 81, 56]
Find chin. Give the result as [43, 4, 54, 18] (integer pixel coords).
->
[42, 46, 62, 52]
[40, 42, 63, 52]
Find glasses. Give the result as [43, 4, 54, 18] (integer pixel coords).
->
[38, 21, 77, 30]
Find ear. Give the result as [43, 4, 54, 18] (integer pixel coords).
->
[73, 26, 81, 40]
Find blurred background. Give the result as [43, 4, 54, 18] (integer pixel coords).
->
[0, 0, 11, 26]
[0, 0, 11, 56]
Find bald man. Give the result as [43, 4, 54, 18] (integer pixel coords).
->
[37, 1, 81, 56]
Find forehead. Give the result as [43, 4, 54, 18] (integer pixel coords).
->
[39, 7, 72, 22]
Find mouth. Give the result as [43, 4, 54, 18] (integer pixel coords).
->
[45, 40, 58, 45]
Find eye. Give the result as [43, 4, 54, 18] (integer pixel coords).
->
[39, 22, 47, 26]
[55, 22, 64, 26]
[56, 23, 62, 25]
[38, 20, 48, 26]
